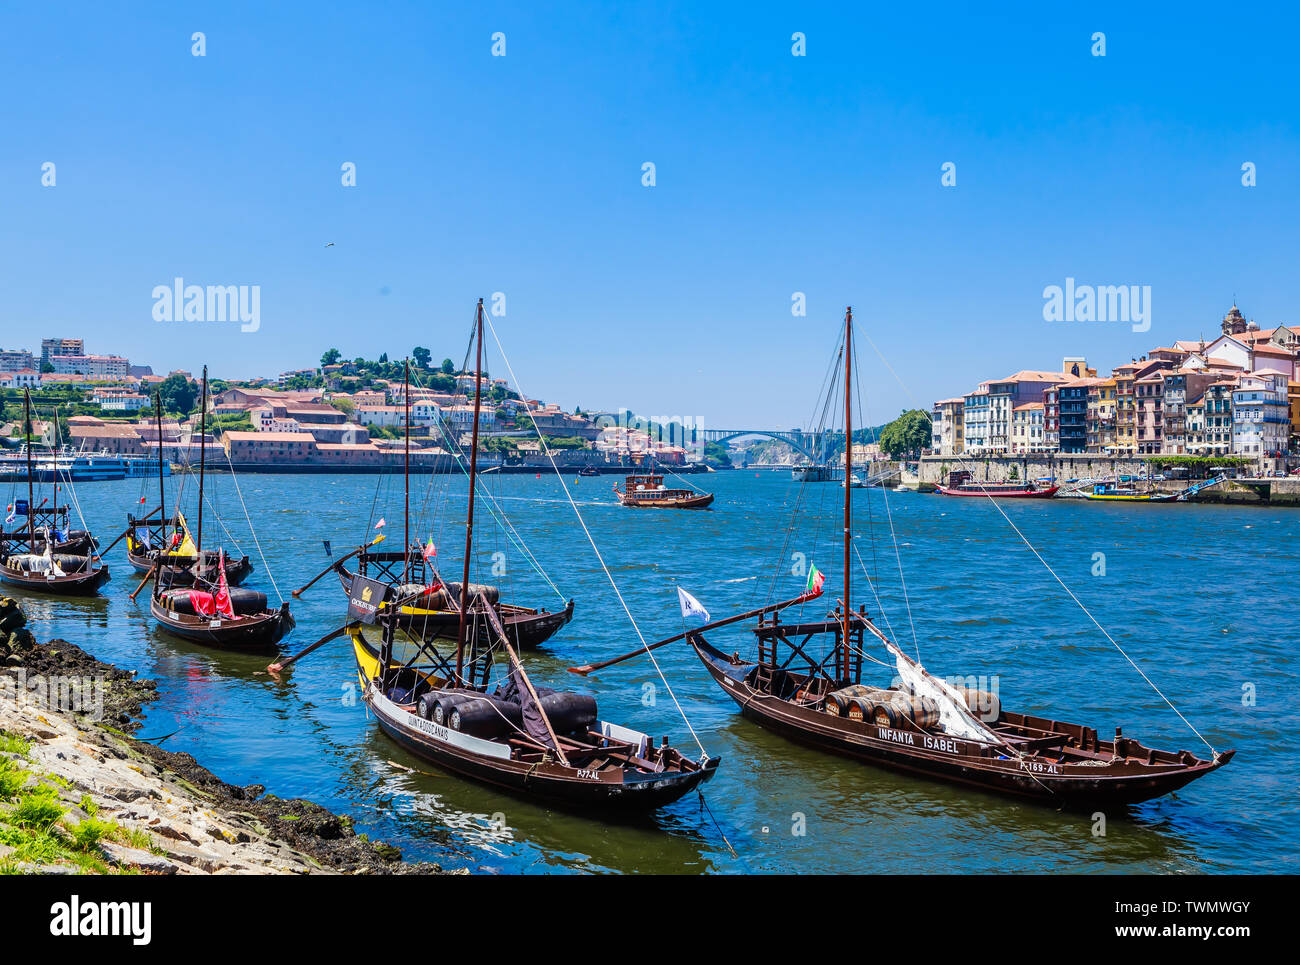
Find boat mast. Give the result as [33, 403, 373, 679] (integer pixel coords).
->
[404, 356, 410, 582]
[50, 404, 57, 535]
[23, 389, 34, 546]
[842, 306, 852, 680]
[156, 393, 165, 531]
[197, 366, 207, 559]
[456, 298, 486, 684]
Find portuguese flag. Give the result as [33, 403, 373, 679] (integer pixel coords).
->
[805, 563, 825, 598]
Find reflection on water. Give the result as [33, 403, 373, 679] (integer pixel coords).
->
[4, 472, 1292, 873]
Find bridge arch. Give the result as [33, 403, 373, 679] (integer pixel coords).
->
[699, 429, 831, 463]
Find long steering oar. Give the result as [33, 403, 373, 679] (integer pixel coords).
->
[128, 564, 156, 602]
[267, 622, 357, 676]
[292, 534, 385, 598]
[567, 591, 816, 676]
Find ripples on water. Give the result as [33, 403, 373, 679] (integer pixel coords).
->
[7, 472, 1294, 873]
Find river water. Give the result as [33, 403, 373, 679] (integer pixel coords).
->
[5, 469, 1292, 874]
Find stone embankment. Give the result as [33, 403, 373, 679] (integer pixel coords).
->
[0, 596, 453, 875]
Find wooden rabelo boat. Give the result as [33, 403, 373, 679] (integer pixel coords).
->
[144, 378, 294, 651]
[273, 301, 717, 811]
[613, 473, 714, 509]
[0, 390, 109, 596]
[298, 353, 573, 651]
[935, 471, 1058, 498]
[579, 307, 1233, 809]
[124, 510, 253, 586]
[332, 549, 573, 650]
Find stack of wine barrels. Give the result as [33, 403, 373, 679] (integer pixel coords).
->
[823, 685, 942, 730]
[417, 687, 598, 740]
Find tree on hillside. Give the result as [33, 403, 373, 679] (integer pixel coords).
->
[321, 348, 342, 366]
[378, 352, 388, 364]
[156, 373, 198, 415]
[412, 347, 432, 369]
[878, 409, 931, 459]
[441, 358, 455, 375]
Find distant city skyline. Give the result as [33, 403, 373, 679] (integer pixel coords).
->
[3, 3, 1299, 429]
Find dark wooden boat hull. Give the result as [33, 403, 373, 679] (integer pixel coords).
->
[333, 565, 573, 649]
[616, 492, 714, 509]
[689, 635, 1230, 808]
[149, 596, 294, 651]
[127, 548, 253, 586]
[0, 563, 110, 596]
[397, 600, 575, 649]
[354, 637, 717, 811]
[935, 485, 1059, 498]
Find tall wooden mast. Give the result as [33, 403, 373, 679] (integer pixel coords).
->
[197, 367, 207, 557]
[156, 393, 166, 531]
[23, 389, 34, 545]
[842, 306, 852, 680]
[404, 357, 410, 582]
[456, 298, 486, 684]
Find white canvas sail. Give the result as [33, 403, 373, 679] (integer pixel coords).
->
[885, 641, 1000, 744]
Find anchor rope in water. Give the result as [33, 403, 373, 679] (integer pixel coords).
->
[483, 313, 708, 760]
[859, 328, 1217, 756]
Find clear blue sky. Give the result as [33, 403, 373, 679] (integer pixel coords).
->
[2, 2, 1298, 428]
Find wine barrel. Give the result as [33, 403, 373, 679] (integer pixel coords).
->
[825, 684, 886, 716]
[431, 692, 479, 727]
[537, 692, 598, 734]
[449, 696, 523, 738]
[889, 693, 942, 730]
[872, 703, 899, 728]
[955, 687, 1001, 723]
[423, 582, 501, 609]
[160, 587, 267, 615]
[417, 693, 438, 720]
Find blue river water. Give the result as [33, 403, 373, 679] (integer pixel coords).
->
[5, 469, 1293, 874]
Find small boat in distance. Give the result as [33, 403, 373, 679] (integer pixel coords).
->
[842, 472, 865, 489]
[934, 470, 1057, 498]
[1084, 482, 1178, 502]
[613, 473, 714, 509]
[578, 464, 600, 477]
[792, 465, 832, 482]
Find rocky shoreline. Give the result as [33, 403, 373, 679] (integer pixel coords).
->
[0, 596, 453, 875]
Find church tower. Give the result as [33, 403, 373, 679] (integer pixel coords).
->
[1221, 304, 1247, 336]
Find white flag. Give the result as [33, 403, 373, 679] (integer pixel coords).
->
[677, 586, 710, 623]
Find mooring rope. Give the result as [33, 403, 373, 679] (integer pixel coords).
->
[859, 328, 1217, 756]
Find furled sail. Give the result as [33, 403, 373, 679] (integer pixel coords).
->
[885, 641, 1001, 744]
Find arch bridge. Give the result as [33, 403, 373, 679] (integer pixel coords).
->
[698, 428, 838, 463]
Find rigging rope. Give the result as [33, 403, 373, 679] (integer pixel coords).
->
[859, 328, 1217, 755]
[221, 447, 283, 603]
[483, 313, 708, 759]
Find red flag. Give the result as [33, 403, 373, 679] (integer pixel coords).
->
[139, 496, 147, 504]
[214, 549, 235, 620]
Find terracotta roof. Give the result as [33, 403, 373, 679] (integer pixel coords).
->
[68, 424, 141, 437]
[222, 431, 312, 442]
[997, 370, 1070, 383]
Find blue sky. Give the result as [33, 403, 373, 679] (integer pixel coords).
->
[2, 2, 1298, 428]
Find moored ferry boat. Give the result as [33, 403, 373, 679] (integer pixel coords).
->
[935, 471, 1058, 498]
